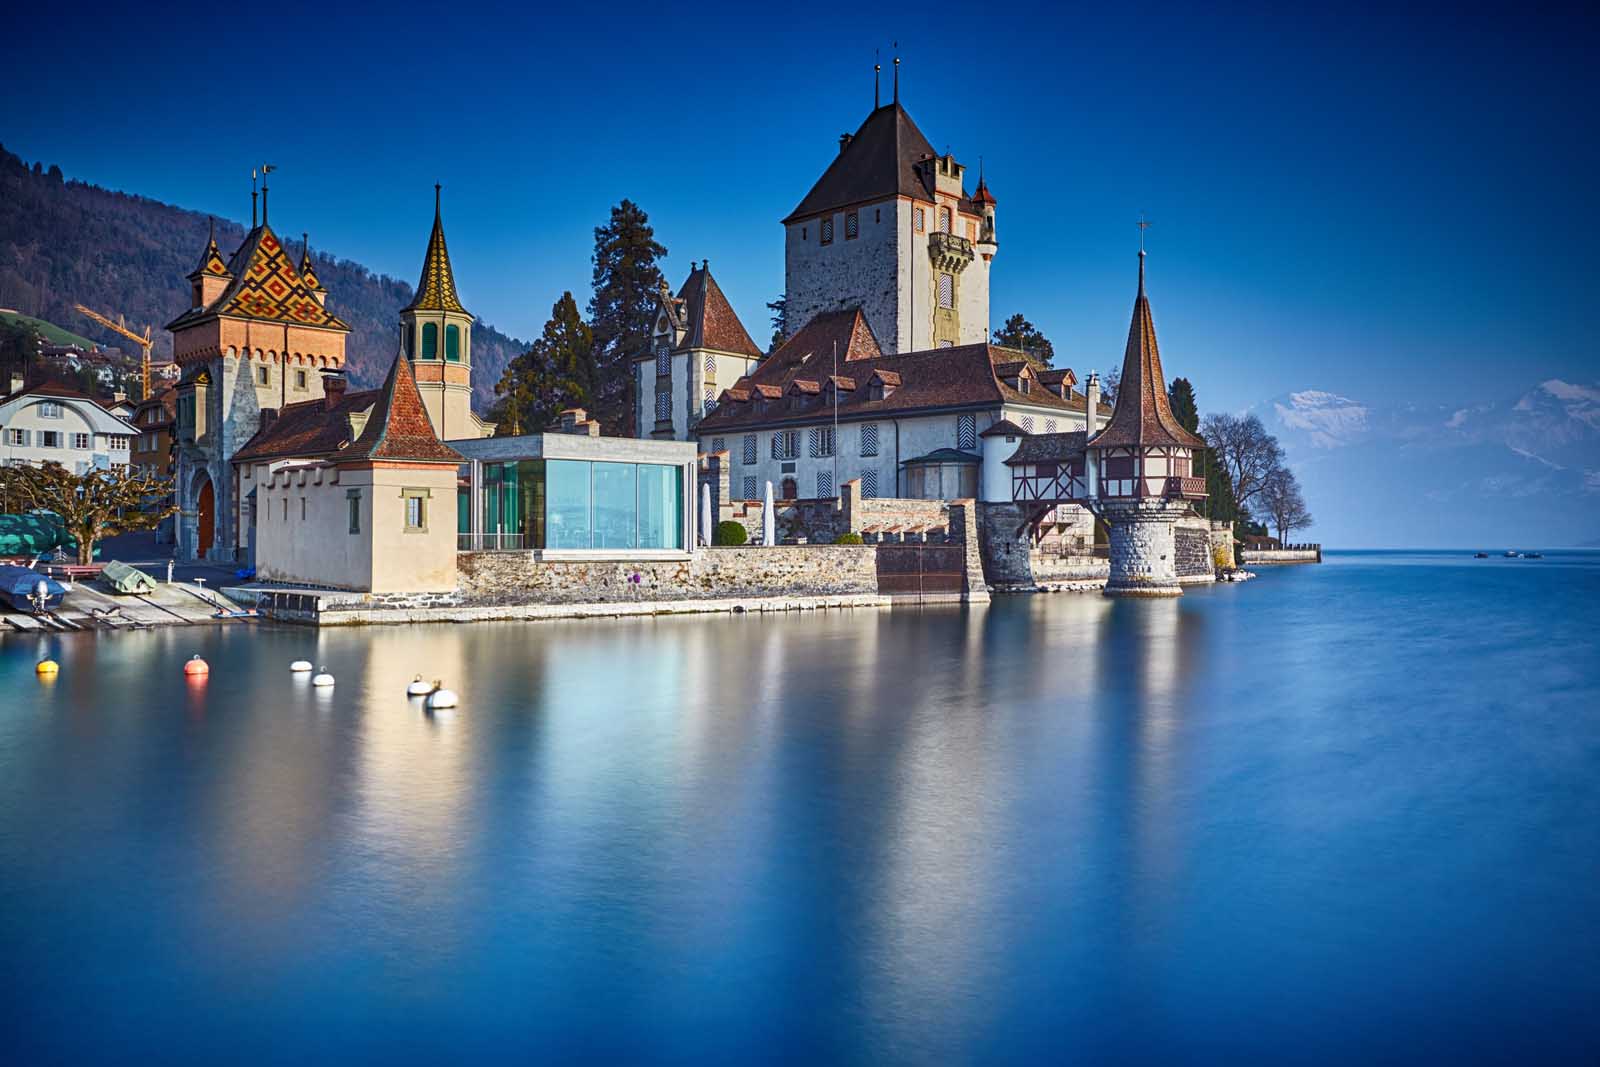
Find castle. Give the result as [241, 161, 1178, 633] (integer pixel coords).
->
[168, 185, 491, 562]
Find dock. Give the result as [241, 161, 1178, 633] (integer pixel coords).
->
[2, 576, 251, 633]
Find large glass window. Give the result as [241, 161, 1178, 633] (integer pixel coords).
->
[592, 462, 637, 549]
[545, 459, 592, 549]
[637, 463, 683, 550]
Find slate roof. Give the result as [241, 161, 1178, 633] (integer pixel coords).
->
[165, 223, 350, 333]
[785, 103, 949, 223]
[674, 264, 762, 358]
[401, 190, 468, 316]
[1003, 431, 1089, 465]
[697, 308, 1100, 433]
[1089, 253, 1206, 450]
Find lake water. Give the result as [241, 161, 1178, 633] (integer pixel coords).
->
[4, 552, 1599, 1064]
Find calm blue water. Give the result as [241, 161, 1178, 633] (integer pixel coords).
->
[4, 552, 1599, 1064]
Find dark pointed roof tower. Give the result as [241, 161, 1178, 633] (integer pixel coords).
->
[340, 350, 465, 464]
[402, 185, 468, 316]
[783, 102, 943, 223]
[188, 217, 231, 281]
[1089, 252, 1206, 449]
[298, 232, 324, 293]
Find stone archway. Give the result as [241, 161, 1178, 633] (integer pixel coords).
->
[196, 477, 215, 559]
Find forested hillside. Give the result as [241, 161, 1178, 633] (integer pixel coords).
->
[0, 145, 526, 408]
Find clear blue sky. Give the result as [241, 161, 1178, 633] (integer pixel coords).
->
[6, 3, 1595, 415]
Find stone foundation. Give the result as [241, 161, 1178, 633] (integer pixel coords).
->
[1102, 499, 1188, 597]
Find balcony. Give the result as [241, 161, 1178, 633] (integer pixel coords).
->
[1165, 476, 1208, 500]
[927, 231, 974, 273]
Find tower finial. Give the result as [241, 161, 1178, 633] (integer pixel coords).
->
[208, 215, 215, 242]
[874, 50, 881, 109]
[250, 168, 257, 227]
[435, 182, 442, 217]
[260, 163, 275, 225]
[893, 48, 900, 104]
[1137, 213, 1150, 253]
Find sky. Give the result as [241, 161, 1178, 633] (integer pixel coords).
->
[6, 3, 1599, 541]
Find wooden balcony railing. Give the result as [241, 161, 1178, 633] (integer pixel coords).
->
[1166, 476, 1208, 500]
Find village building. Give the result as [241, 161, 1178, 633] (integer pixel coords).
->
[0, 378, 136, 472]
[634, 263, 765, 440]
[129, 387, 176, 478]
[169, 188, 491, 562]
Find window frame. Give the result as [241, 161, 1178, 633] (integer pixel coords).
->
[402, 488, 430, 533]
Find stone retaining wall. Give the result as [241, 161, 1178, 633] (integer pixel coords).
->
[1238, 548, 1322, 564]
[458, 545, 879, 604]
[1175, 523, 1211, 578]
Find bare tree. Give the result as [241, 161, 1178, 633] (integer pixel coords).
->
[0, 462, 175, 565]
[1260, 466, 1314, 542]
[1101, 366, 1120, 407]
[1200, 412, 1284, 515]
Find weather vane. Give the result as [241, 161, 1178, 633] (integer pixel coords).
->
[1137, 214, 1151, 252]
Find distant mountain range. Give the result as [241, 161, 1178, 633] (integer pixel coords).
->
[0, 145, 526, 407]
[1259, 380, 1600, 548]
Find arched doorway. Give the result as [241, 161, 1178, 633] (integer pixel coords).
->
[196, 478, 215, 559]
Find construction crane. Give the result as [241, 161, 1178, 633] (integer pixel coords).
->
[73, 304, 154, 401]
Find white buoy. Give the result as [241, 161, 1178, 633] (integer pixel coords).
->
[311, 667, 335, 687]
[424, 682, 458, 710]
[291, 660, 314, 673]
[407, 675, 432, 697]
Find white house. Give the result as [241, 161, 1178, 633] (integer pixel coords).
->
[0, 380, 137, 472]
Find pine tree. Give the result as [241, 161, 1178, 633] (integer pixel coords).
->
[1167, 377, 1199, 433]
[491, 292, 596, 435]
[1169, 377, 1239, 525]
[991, 313, 1054, 368]
[588, 200, 666, 435]
[766, 296, 788, 351]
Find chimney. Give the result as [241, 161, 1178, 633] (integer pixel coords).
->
[259, 407, 279, 429]
[321, 368, 347, 410]
[838, 133, 853, 154]
[1085, 373, 1101, 436]
[557, 407, 600, 437]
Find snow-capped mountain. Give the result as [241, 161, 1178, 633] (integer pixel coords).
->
[1253, 381, 1600, 547]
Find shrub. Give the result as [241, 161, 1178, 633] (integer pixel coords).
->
[714, 520, 748, 546]
[1212, 543, 1235, 571]
[836, 532, 864, 545]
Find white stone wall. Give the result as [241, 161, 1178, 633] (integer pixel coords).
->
[640, 348, 763, 442]
[785, 200, 899, 349]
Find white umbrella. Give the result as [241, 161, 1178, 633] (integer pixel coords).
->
[762, 480, 776, 546]
[699, 481, 713, 546]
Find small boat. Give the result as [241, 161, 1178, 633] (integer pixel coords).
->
[1525, 552, 1543, 559]
[1504, 550, 1521, 558]
[1474, 552, 1489, 559]
[0, 564, 67, 613]
[101, 560, 158, 594]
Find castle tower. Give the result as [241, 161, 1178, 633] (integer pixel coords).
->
[166, 192, 351, 562]
[1086, 252, 1208, 597]
[401, 186, 490, 441]
[782, 90, 994, 354]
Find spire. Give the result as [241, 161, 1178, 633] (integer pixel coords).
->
[874, 51, 881, 109]
[341, 349, 464, 464]
[260, 163, 274, 225]
[189, 216, 231, 280]
[298, 231, 323, 291]
[401, 185, 468, 315]
[1088, 250, 1205, 450]
[893, 52, 900, 104]
[251, 168, 258, 227]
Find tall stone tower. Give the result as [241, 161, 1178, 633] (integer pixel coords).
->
[401, 187, 491, 441]
[167, 194, 350, 562]
[781, 83, 995, 355]
[1086, 252, 1208, 596]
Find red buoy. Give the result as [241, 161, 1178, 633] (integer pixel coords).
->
[183, 655, 209, 677]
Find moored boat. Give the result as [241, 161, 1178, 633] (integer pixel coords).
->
[0, 564, 68, 613]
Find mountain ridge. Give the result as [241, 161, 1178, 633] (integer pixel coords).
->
[0, 145, 525, 407]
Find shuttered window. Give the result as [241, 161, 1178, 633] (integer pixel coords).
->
[743, 476, 757, 499]
[817, 470, 834, 498]
[655, 391, 671, 422]
[937, 273, 954, 309]
[859, 423, 879, 457]
[809, 426, 834, 458]
[820, 217, 834, 245]
[957, 414, 977, 450]
[861, 469, 878, 498]
[656, 342, 671, 377]
[845, 211, 859, 239]
[772, 431, 798, 459]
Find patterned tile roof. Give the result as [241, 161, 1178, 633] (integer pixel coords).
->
[166, 224, 350, 332]
[297, 234, 324, 292]
[188, 219, 231, 280]
[1089, 254, 1206, 450]
[401, 189, 468, 315]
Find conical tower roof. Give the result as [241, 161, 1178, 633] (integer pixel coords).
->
[401, 186, 468, 315]
[1090, 253, 1205, 450]
[341, 349, 464, 464]
[298, 233, 324, 292]
[187, 218, 231, 280]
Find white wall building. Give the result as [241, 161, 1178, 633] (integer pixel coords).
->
[0, 381, 136, 472]
[635, 263, 766, 441]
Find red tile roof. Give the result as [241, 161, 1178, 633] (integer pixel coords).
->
[341, 353, 465, 464]
[674, 264, 763, 359]
[231, 387, 379, 463]
[1089, 254, 1206, 450]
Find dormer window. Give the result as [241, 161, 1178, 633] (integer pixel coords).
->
[1019, 378, 1030, 395]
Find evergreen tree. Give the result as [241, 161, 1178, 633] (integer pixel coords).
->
[1167, 377, 1199, 433]
[588, 200, 666, 435]
[991, 313, 1054, 368]
[766, 296, 788, 351]
[1169, 376, 1239, 525]
[491, 292, 595, 435]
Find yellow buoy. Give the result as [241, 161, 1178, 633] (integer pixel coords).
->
[36, 659, 59, 676]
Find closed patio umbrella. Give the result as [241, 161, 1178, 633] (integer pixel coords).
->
[699, 482, 713, 546]
[762, 480, 776, 546]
